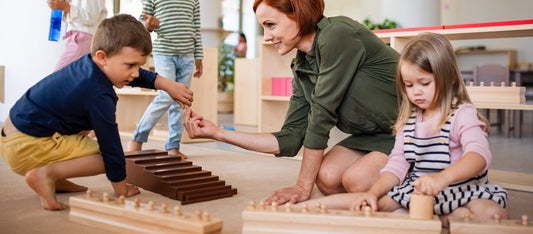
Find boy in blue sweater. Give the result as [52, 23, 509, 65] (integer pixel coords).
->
[0, 14, 193, 210]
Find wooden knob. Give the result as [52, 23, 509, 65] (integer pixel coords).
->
[285, 203, 292, 213]
[363, 205, 371, 217]
[320, 204, 327, 214]
[86, 189, 93, 198]
[161, 203, 168, 214]
[203, 212, 211, 221]
[271, 202, 278, 211]
[119, 195, 125, 205]
[494, 214, 501, 224]
[174, 205, 182, 216]
[249, 201, 256, 210]
[148, 201, 155, 211]
[522, 215, 529, 225]
[302, 203, 309, 213]
[102, 192, 109, 202]
[464, 212, 471, 222]
[134, 198, 140, 208]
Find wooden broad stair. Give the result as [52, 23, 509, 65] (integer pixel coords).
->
[124, 150, 237, 204]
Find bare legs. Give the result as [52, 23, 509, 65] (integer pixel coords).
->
[316, 146, 388, 195]
[24, 154, 105, 210]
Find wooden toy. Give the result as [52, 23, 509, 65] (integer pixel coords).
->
[466, 81, 525, 104]
[124, 150, 237, 205]
[69, 190, 223, 234]
[409, 194, 434, 220]
[241, 201, 441, 234]
[449, 213, 533, 234]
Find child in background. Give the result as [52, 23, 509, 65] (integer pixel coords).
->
[47, 0, 108, 71]
[299, 32, 508, 226]
[0, 14, 193, 210]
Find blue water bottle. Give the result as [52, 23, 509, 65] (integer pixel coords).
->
[48, 9, 62, 41]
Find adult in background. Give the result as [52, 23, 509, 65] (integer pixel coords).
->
[184, 0, 399, 205]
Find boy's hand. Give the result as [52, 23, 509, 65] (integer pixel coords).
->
[168, 82, 193, 108]
[111, 180, 140, 197]
[143, 12, 160, 31]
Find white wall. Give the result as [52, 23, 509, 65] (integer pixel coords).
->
[0, 1, 66, 121]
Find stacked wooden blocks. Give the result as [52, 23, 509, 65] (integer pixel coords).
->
[124, 150, 237, 205]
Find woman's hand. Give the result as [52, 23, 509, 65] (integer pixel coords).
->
[264, 184, 311, 205]
[183, 108, 219, 139]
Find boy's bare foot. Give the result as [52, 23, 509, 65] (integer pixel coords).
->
[25, 168, 68, 210]
[55, 179, 88, 193]
[168, 149, 188, 159]
[127, 139, 143, 151]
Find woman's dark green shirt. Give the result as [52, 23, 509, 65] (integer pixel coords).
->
[272, 16, 399, 157]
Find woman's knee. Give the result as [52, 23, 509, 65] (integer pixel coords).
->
[316, 163, 344, 194]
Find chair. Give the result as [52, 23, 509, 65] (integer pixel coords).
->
[472, 64, 512, 137]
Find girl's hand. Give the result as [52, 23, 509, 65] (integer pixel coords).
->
[351, 192, 379, 212]
[413, 174, 449, 196]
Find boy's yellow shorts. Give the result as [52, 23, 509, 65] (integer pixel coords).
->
[0, 131, 100, 176]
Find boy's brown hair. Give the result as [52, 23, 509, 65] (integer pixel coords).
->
[91, 14, 152, 57]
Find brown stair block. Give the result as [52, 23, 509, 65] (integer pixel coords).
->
[124, 149, 237, 204]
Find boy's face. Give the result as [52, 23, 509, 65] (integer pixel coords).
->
[93, 47, 149, 88]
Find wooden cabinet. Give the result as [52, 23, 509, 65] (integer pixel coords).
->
[455, 49, 517, 70]
[115, 48, 218, 143]
[258, 43, 296, 133]
[234, 58, 260, 126]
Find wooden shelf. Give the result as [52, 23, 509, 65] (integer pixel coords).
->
[374, 22, 533, 52]
[258, 43, 296, 132]
[261, 95, 290, 101]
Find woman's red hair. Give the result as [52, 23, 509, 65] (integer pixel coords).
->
[253, 0, 324, 36]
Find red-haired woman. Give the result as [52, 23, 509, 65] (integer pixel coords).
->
[184, 0, 399, 205]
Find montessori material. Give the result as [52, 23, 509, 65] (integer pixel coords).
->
[449, 212, 532, 234]
[124, 150, 237, 204]
[241, 201, 441, 234]
[466, 81, 525, 104]
[69, 190, 223, 233]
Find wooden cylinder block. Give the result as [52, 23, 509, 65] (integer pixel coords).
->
[409, 194, 434, 220]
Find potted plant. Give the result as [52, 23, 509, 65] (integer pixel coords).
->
[217, 42, 236, 113]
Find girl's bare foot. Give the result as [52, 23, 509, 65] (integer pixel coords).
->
[25, 168, 67, 210]
[55, 179, 88, 193]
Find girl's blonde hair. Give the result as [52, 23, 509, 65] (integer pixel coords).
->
[393, 32, 489, 134]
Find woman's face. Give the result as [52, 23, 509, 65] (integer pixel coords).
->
[255, 3, 302, 55]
